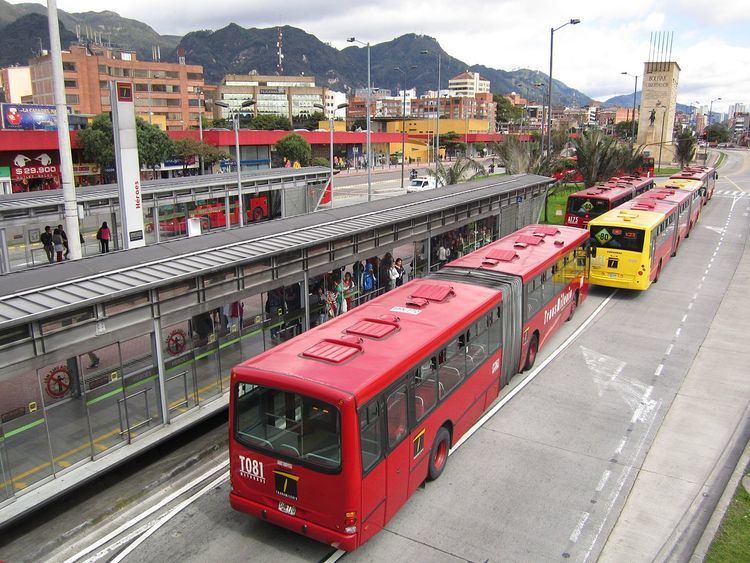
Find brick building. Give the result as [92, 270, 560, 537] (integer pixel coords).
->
[30, 44, 205, 131]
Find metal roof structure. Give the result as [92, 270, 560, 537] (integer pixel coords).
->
[0, 174, 551, 330]
[0, 166, 329, 213]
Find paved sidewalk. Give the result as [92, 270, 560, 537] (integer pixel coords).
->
[600, 204, 750, 560]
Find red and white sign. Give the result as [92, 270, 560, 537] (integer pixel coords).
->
[10, 152, 59, 179]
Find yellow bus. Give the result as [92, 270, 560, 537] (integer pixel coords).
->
[588, 190, 691, 291]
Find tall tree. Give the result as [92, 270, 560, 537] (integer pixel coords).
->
[293, 111, 326, 130]
[274, 133, 312, 166]
[172, 137, 230, 170]
[573, 130, 624, 187]
[136, 118, 174, 170]
[492, 94, 524, 128]
[675, 130, 697, 169]
[426, 157, 486, 186]
[492, 136, 559, 176]
[704, 123, 731, 143]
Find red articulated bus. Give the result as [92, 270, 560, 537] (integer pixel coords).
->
[641, 186, 704, 244]
[565, 176, 654, 228]
[668, 166, 718, 202]
[228, 224, 589, 551]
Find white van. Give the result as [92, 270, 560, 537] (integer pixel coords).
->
[406, 176, 438, 193]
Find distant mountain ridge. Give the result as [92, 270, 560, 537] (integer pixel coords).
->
[602, 91, 691, 114]
[0, 4, 591, 106]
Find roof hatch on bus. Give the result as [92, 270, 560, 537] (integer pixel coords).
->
[409, 283, 455, 302]
[482, 248, 518, 265]
[302, 337, 363, 363]
[515, 234, 544, 246]
[630, 201, 655, 211]
[533, 226, 560, 236]
[345, 316, 400, 339]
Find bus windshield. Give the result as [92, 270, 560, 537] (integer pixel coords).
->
[567, 196, 611, 217]
[590, 225, 645, 252]
[234, 383, 341, 472]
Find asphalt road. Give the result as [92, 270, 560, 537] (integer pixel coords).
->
[2, 150, 747, 563]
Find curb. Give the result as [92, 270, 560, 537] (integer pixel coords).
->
[690, 432, 750, 562]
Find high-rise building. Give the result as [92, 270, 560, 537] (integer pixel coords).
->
[212, 74, 326, 121]
[1, 66, 32, 104]
[448, 71, 490, 97]
[29, 44, 205, 130]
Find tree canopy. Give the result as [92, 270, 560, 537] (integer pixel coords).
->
[172, 137, 230, 168]
[293, 111, 326, 130]
[274, 133, 312, 166]
[493, 94, 525, 126]
[426, 157, 485, 186]
[675, 130, 697, 169]
[704, 123, 731, 143]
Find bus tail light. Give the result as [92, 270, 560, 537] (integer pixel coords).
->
[344, 511, 358, 534]
[637, 270, 643, 276]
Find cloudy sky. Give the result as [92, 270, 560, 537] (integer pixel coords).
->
[14, 0, 749, 112]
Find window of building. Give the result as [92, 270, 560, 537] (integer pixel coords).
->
[165, 71, 180, 79]
[187, 72, 203, 80]
[98, 64, 108, 74]
[99, 80, 109, 89]
[166, 99, 181, 107]
[135, 83, 150, 92]
[188, 98, 200, 107]
[151, 83, 167, 92]
[64, 79, 77, 88]
[66, 94, 80, 105]
[167, 84, 180, 93]
[62, 62, 76, 72]
[133, 69, 149, 78]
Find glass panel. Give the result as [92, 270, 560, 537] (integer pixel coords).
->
[82, 343, 127, 453]
[238, 294, 266, 361]
[191, 310, 222, 402]
[120, 334, 161, 439]
[162, 320, 197, 416]
[38, 359, 90, 473]
[234, 383, 341, 471]
[413, 362, 438, 421]
[217, 301, 245, 391]
[386, 385, 408, 448]
[438, 338, 465, 399]
[360, 400, 382, 473]
[0, 368, 52, 493]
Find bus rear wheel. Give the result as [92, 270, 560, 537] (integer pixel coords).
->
[653, 260, 662, 283]
[428, 427, 451, 481]
[523, 333, 539, 371]
[566, 291, 579, 322]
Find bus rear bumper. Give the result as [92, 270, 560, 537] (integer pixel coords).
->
[230, 492, 358, 551]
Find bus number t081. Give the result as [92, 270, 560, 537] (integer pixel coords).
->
[239, 455, 266, 483]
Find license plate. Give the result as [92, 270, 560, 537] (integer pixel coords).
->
[609, 273, 617, 278]
[278, 501, 296, 516]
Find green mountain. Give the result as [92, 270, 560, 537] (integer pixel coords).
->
[172, 28, 591, 106]
[0, 13, 76, 69]
[0, 2, 179, 63]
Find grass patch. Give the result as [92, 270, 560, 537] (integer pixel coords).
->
[542, 183, 582, 225]
[706, 470, 750, 562]
[715, 151, 727, 168]
[654, 166, 682, 176]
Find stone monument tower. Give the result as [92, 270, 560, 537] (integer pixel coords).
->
[636, 32, 680, 167]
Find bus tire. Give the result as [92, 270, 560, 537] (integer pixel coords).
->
[428, 426, 451, 481]
[672, 238, 680, 257]
[686, 221, 692, 238]
[566, 291, 579, 322]
[654, 260, 662, 283]
[523, 333, 539, 371]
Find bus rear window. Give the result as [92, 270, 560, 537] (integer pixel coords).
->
[590, 225, 645, 252]
[234, 383, 341, 472]
[567, 196, 611, 217]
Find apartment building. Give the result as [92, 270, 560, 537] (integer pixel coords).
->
[1, 66, 32, 104]
[448, 71, 490, 97]
[30, 44, 205, 131]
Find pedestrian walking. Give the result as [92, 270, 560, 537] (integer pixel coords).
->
[361, 263, 376, 299]
[52, 228, 65, 262]
[394, 258, 405, 287]
[96, 221, 111, 253]
[40, 225, 54, 263]
[57, 224, 69, 259]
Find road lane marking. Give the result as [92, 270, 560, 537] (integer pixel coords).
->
[665, 344, 673, 356]
[570, 512, 590, 543]
[654, 364, 664, 377]
[595, 470, 611, 492]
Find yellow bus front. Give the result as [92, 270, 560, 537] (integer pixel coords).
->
[588, 212, 659, 291]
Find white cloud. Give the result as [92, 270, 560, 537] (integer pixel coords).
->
[11, 0, 749, 112]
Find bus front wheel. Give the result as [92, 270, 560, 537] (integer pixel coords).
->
[523, 333, 539, 371]
[428, 427, 451, 481]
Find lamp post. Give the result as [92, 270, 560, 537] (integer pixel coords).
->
[534, 82, 546, 150]
[314, 101, 348, 207]
[347, 37, 372, 201]
[215, 99, 255, 228]
[621, 71, 638, 143]
[197, 86, 204, 174]
[394, 66, 416, 189]
[708, 96, 722, 129]
[547, 18, 580, 156]
[421, 50, 441, 178]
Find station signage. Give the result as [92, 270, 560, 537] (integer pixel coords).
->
[1, 104, 59, 131]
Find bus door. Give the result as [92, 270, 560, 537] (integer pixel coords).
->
[383, 381, 410, 521]
[359, 399, 386, 543]
[408, 360, 439, 493]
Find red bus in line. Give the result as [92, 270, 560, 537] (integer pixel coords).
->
[228, 224, 589, 550]
[669, 166, 717, 202]
[565, 176, 654, 228]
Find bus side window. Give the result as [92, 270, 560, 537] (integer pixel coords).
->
[413, 362, 437, 422]
[487, 306, 502, 355]
[386, 384, 408, 448]
[438, 338, 464, 398]
[359, 400, 383, 473]
[466, 321, 487, 370]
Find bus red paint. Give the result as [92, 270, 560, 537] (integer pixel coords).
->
[565, 176, 654, 228]
[228, 224, 588, 550]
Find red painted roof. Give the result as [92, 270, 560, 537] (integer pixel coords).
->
[446, 224, 589, 283]
[233, 277, 501, 405]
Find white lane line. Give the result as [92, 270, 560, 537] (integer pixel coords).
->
[675, 328, 682, 337]
[110, 471, 230, 563]
[82, 524, 154, 563]
[582, 399, 662, 562]
[450, 291, 618, 453]
[614, 438, 627, 455]
[654, 364, 664, 377]
[665, 344, 673, 356]
[595, 470, 612, 492]
[570, 512, 590, 543]
[693, 293, 699, 300]
[681, 314, 688, 323]
[323, 550, 347, 563]
[688, 303, 694, 310]
[630, 386, 654, 424]
[64, 460, 230, 563]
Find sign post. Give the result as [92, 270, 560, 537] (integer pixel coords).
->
[110, 81, 145, 249]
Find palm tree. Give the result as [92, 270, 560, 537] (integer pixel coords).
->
[492, 136, 559, 177]
[573, 130, 627, 187]
[675, 130, 697, 169]
[426, 157, 486, 186]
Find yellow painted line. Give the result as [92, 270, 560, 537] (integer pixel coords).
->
[94, 443, 109, 452]
[13, 481, 27, 489]
[57, 460, 71, 468]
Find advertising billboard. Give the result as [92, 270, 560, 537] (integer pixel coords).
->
[1, 104, 60, 130]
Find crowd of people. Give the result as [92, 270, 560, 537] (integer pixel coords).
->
[39, 221, 112, 263]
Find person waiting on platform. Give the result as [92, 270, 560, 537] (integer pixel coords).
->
[96, 221, 111, 253]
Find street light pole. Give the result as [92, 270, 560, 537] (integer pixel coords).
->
[197, 86, 204, 174]
[315, 101, 348, 208]
[347, 37, 372, 201]
[394, 66, 415, 190]
[708, 96, 722, 129]
[547, 18, 580, 156]
[215, 99, 254, 227]
[421, 50, 441, 178]
[621, 72, 638, 143]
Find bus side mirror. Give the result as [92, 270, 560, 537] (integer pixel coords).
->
[589, 245, 597, 258]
